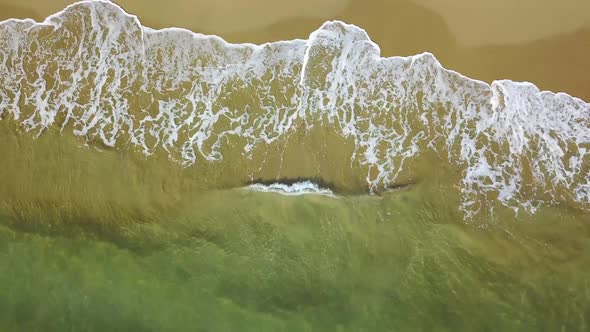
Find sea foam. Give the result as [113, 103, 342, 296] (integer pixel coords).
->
[247, 181, 336, 197]
[0, 0, 588, 217]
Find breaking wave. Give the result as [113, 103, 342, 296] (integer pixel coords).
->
[246, 181, 335, 197]
[0, 0, 588, 217]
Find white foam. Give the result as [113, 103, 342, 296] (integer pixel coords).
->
[0, 0, 588, 217]
[247, 181, 336, 197]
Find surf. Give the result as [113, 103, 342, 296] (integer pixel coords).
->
[0, 0, 588, 218]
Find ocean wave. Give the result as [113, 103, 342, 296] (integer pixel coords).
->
[0, 0, 588, 217]
[246, 181, 336, 197]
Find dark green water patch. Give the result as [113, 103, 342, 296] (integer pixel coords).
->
[1, 185, 589, 331]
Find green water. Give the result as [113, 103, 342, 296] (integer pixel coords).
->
[1, 182, 589, 331]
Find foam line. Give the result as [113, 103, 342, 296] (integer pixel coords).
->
[247, 181, 336, 197]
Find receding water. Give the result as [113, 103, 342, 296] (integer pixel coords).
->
[0, 1, 589, 331]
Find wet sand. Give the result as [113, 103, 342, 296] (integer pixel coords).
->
[0, 0, 589, 100]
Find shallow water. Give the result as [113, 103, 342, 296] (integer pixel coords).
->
[2, 179, 590, 331]
[0, 1, 589, 331]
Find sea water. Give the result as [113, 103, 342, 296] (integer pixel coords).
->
[0, 1, 589, 331]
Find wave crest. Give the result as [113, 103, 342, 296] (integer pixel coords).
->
[0, 0, 588, 217]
